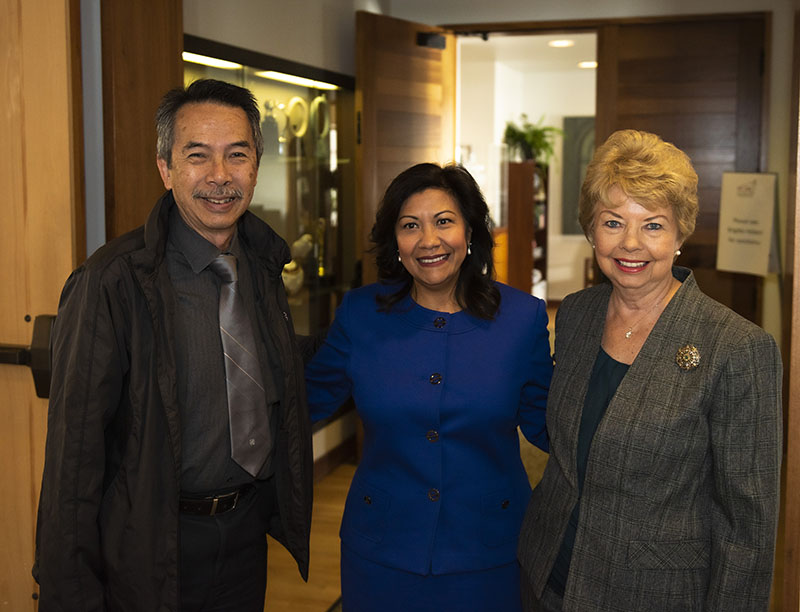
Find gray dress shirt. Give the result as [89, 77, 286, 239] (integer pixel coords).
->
[166, 207, 277, 492]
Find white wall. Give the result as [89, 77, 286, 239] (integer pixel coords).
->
[520, 69, 596, 300]
[494, 63, 525, 137]
[457, 58, 524, 221]
[457, 58, 498, 212]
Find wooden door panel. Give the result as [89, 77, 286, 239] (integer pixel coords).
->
[619, 81, 738, 99]
[356, 11, 456, 284]
[617, 97, 737, 115]
[597, 15, 766, 323]
[1, 0, 82, 609]
[376, 51, 449, 83]
[377, 112, 443, 146]
[0, 373, 45, 611]
[619, 57, 738, 82]
[615, 20, 744, 57]
[376, 146, 445, 162]
[378, 80, 446, 100]
[377, 94, 449, 115]
[618, 115, 737, 145]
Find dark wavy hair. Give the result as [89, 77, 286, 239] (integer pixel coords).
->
[370, 163, 500, 320]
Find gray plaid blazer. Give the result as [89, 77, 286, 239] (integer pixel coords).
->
[518, 267, 782, 611]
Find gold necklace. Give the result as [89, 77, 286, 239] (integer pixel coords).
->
[621, 297, 665, 339]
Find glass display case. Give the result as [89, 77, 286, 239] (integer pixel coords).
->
[183, 37, 356, 336]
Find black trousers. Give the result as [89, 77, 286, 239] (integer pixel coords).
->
[179, 478, 277, 612]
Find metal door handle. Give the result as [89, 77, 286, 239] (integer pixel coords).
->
[0, 314, 56, 398]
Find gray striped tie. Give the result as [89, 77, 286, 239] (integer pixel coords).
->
[209, 253, 270, 477]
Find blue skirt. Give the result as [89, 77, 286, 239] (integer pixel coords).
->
[340, 544, 523, 612]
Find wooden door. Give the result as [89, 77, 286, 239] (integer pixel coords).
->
[596, 14, 767, 323]
[356, 11, 456, 283]
[0, 0, 83, 608]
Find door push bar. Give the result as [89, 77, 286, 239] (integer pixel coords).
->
[0, 314, 56, 399]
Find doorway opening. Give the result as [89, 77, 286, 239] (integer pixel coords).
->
[456, 31, 597, 302]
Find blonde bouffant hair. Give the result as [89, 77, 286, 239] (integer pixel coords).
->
[578, 129, 699, 243]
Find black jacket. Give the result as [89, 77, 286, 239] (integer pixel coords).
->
[34, 192, 313, 611]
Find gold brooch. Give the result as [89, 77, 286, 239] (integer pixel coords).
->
[675, 344, 701, 370]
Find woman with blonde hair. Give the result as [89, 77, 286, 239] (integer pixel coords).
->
[518, 129, 782, 611]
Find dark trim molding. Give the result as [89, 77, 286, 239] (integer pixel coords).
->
[183, 34, 356, 90]
[442, 11, 769, 35]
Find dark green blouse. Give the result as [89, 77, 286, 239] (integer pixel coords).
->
[548, 347, 629, 596]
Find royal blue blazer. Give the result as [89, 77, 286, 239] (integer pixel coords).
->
[305, 282, 553, 575]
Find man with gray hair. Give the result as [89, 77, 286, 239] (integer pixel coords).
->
[34, 79, 313, 611]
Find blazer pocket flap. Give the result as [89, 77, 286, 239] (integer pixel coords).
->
[627, 539, 710, 570]
[341, 479, 392, 543]
[481, 488, 523, 547]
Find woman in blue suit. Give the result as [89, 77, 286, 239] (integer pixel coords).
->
[305, 163, 553, 611]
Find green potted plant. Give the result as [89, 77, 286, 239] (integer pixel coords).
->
[503, 114, 562, 165]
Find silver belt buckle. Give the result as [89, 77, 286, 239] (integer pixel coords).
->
[208, 489, 239, 516]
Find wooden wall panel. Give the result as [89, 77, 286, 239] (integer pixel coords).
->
[101, 0, 183, 239]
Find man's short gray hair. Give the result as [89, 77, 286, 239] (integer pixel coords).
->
[155, 78, 263, 167]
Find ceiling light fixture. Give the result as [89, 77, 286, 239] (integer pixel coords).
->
[578, 61, 598, 69]
[255, 70, 339, 91]
[548, 39, 575, 48]
[182, 52, 242, 70]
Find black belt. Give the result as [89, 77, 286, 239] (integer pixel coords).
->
[179, 484, 254, 516]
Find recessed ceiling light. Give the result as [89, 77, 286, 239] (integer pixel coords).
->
[182, 52, 242, 70]
[548, 39, 575, 48]
[578, 61, 598, 69]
